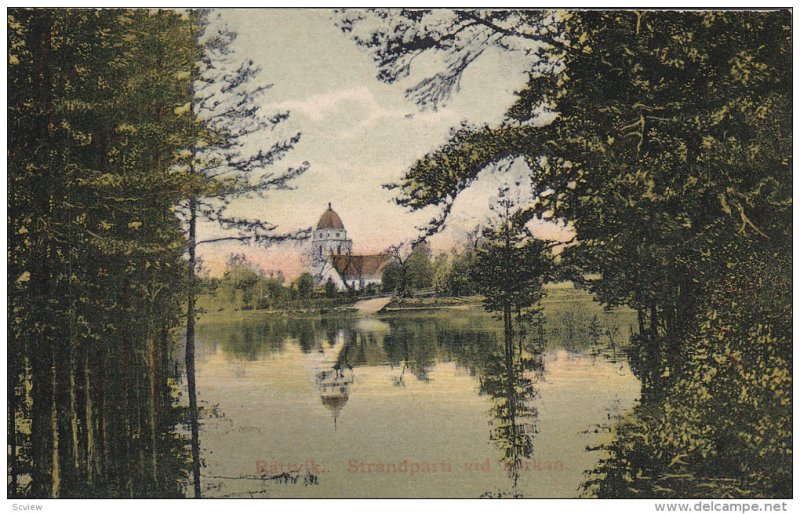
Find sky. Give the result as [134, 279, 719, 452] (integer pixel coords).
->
[197, 9, 572, 279]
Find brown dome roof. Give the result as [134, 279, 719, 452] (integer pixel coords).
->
[317, 203, 345, 230]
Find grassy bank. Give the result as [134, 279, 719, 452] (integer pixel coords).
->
[383, 295, 482, 310]
[195, 292, 353, 322]
[196, 281, 635, 327]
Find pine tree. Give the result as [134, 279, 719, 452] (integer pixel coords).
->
[471, 188, 554, 340]
[9, 8, 200, 497]
[339, 8, 791, 497]
[181, 11, 310, 497]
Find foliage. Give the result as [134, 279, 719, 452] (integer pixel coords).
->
[466, 190, 553, 496]
[221, 254, 263, 307]
[182, 12, 311, 496]
[324, 277, 338, 299]
[8, 8, 199, 497]
[471, 190, 554, 318]
[211, 254, 296, 310]
[443, 250, 481, 297]
[340, 8, 791, 498]
[196, 257, 355, 312]
[335, 9, 564, 110]
[584, 247, 791, 498]
[187, 10, 309, 242]
[381, 241, 436, 295]
[295, 272, 315, 299]
[430, 254, 451, 294]
[406, 241, 435, 289]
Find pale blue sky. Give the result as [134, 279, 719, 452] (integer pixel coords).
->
[198, 9, 571, 278]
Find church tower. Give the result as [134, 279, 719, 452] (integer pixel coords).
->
[311, 203, 352, 278]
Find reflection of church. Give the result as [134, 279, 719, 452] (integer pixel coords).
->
[316, 368, 354, 431]
[308, 326, 357, 431]
[311, 203, 388, 292]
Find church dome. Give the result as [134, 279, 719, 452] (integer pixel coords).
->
[317, 203, 345, 230]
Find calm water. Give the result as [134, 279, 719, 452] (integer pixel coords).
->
[193, 307, 640, 498]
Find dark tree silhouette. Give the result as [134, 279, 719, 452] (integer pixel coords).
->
[181, 11, 311, 497]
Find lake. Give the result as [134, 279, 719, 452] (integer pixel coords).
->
[192, 298, 640, 498]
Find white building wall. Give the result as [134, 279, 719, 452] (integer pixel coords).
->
[340, 274, 382, 292]
[316, 259, 347, 290]
[311, 229, 352, 280]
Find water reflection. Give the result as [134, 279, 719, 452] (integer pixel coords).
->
[475, 318, 545, 497]
[194, 308, 639, 498]
[316, 367, 354, 431]
[383, 321, 438, 382]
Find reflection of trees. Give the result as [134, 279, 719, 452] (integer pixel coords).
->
[479, 325, 544, 497]
[291, 319, 317, 353]
[335, 330, 363, 369]
[206, 320, 286, 361]
[201, 312, 534, 374]
[547, 309, 630, 365]
[200, 317, 355, 361]
[382, 320, 438, 382]
[436, 329, 497, 378]
[321, 318, 338, 349]
[379, 314, 546, 495]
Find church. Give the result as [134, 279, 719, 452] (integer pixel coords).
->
[311, 203, 389, 292]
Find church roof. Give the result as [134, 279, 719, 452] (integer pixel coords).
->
[317, 203, 345, 230]
[321, 393, 349, 415]
[331, 254, 389, 279]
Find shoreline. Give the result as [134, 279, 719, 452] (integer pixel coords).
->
[195, 296, 486, 323]
[195, 284, 636, 324]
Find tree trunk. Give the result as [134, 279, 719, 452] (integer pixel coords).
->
[503, 303, 513, 359]
[29, 10, 56, 498]
[538, 314, 545, 347]
[8, 344, 19, 498]
[84, 349, 96, 488]
[68, 325, 81, 490]
[50, 343, 60, 498]
[650, 303, 659, 349]
[30, 340, 54, 497]
[99, 344, 109, 489]
[649, 302, 661, 398]
[186, 196, 202, 498]
[637, 306, 646, 337]
[120, 287, 133, 496]
[146, 307, 158, 488]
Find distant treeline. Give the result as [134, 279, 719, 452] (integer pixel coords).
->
[382, 241, 477, 297]
[200, 244, 490, 312]
[197, 254, 350, 312]
[381, 240, 496, 297]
